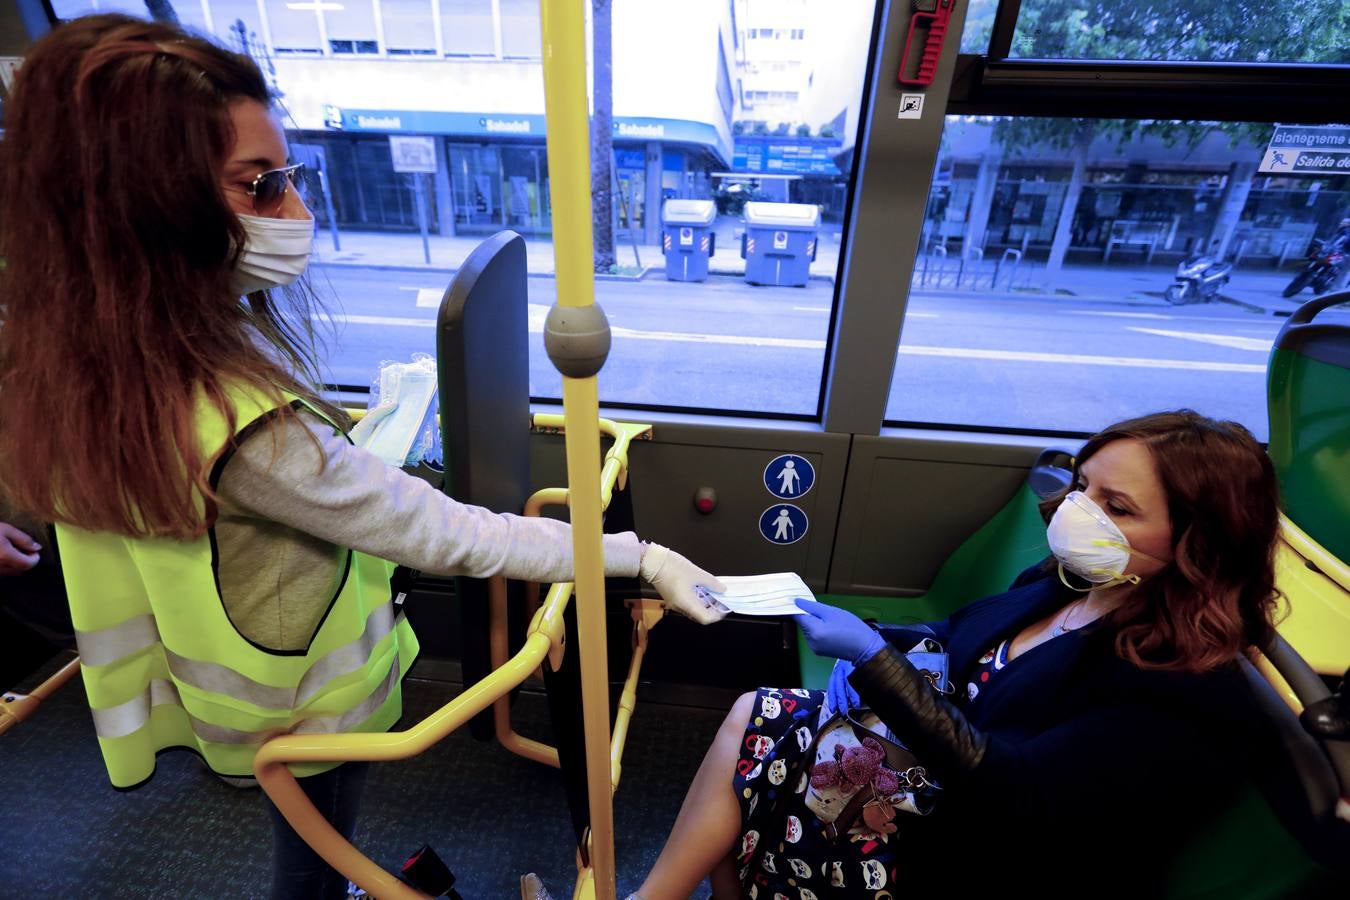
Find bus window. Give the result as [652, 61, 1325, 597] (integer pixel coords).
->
[887, 115, 1350, 441]
[50, 0, 879, 420]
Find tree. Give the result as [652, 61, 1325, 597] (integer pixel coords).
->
[143, 0, 179, 24]
[983, 0, 1345, 285]
[590, 0, 615, 272]
[1012, 0, 1347, 64]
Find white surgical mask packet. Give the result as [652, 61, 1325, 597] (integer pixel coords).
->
[1045, 490, 1141, 588]
[231, 213, 315, 295]
[361, 355, 441, 468]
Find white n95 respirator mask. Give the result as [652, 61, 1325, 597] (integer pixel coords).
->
[1046, 490, 1162, 590]
[230, 213, 315, 295]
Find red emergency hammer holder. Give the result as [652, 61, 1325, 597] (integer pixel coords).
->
[898, 0, 956, 86]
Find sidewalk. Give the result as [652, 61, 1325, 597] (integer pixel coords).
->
[912, 257, 1312, 316]
[307, 215, 845, 282]
[309, 226, 1314, 315]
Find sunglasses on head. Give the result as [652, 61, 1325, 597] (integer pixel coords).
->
[246, 163, 306, 216]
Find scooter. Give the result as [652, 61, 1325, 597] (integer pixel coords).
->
[1164, 253, 1232, 305]
[1283, 238, 1347, 298]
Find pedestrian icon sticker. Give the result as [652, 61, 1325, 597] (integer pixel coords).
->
[773, 230, 789, 250]
[760, 505, 808, 545]
[764, 454, 815, 499]
[680, 226, 693, 246]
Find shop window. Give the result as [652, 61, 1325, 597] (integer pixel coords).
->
[439, 0, 495, 56]
[330, 39, 380, 55]
[322, 0, 380, 55]
[207, 0, 269, 52]
[262, 0, 324, 55]
[381, 0, 437, 56]
[1011, 1, 1349, 64]
[887, 115, 1350, 440]
[499, 0, 542, 59]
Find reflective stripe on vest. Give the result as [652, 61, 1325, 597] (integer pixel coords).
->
[59, 384, 420, 786]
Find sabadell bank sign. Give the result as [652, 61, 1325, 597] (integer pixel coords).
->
[483, 118, 533, 134]
[615, 121, 665, 139]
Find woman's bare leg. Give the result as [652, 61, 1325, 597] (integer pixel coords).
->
[708, 852, 742, 899]
[634, 691, 757, 900]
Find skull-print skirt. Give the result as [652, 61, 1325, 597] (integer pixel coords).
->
[732, 688, 900, 899]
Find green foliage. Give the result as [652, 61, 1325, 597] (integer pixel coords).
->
[1011, 0, 1348, 64]
[819, 123, 836, 138]
[796, 123, 812, 137]
[753, 121, 770, 136]
[732, 120, 746, 135]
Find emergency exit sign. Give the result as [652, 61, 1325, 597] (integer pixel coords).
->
[1260, 125, 1350, 175]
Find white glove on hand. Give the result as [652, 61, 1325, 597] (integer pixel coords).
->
[639, 543, 728, 625]
[349, 401, 398, 449]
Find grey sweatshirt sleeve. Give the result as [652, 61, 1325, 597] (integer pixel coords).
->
[215, 408, 643, 583]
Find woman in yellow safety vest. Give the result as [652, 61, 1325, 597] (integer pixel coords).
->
[0, 15, 725, 899]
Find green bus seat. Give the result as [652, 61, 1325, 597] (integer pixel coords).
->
[1267, 291, 1350, 565]
[797, 448, 1067, 690]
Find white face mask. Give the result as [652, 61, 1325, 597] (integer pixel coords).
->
[1046, 491, 1164, 590]
[231, 213, 314, 295]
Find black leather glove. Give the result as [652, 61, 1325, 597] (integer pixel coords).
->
[849, 644, 988, 780]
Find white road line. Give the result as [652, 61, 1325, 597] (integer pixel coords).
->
[792, 305, 831, 312]
[900, 345, 1264, 372]
[609, 325, 824, 349]
[905, 311, 939, 318]
[330, 314, 434, 328]
[1066, 311, 1173, 319]
[1127, 327, 1273, 352]
[408, 289, 440, 308]
[325, 314, 1264, 371]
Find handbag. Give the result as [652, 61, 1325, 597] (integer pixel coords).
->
[804, 627, 951, 842]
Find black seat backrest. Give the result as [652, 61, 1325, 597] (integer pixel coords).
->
[1240, 642, 1350, 873]
[436, 230, 530, 739]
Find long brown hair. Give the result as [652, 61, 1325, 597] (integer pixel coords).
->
[1042, 410, 1282, 673]
[0, 15, 344, 539]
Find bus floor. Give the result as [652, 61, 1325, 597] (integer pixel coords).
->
[0, 656, 726, 897]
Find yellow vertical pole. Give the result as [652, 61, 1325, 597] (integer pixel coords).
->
[538, 1, 616, 898]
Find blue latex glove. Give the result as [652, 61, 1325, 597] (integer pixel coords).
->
[826, 658, 861, 714]
[794, 599, 886, 665]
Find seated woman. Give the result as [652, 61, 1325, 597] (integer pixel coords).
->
[527, 409, 1286, 899]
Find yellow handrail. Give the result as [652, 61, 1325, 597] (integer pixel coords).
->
[252, 415, 649, 896]
[1280, 514, 1350, 595]
[1274, 513, 1350, 676]
[493, 422, 652, 765]
[537, 0, 616, 893]
[0, 657, 81, 737]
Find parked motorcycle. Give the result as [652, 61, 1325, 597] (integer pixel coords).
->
[1164, 253, 1232, 305]
[1283, 237, 1347, 298]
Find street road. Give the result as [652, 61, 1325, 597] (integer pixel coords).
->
[307, 264, 1315, 439]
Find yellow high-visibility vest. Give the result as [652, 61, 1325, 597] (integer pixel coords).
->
[56, 385, 419, 787]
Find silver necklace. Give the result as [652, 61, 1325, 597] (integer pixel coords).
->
[1050, 598, 1087, 637]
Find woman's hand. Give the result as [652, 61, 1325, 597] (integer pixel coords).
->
[639, 543, 728, 625]
[349, 401, 398, 449]
[827, 658, 862, 713]
[0, 522, 41, 577]
[794, 599, 885, 664]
